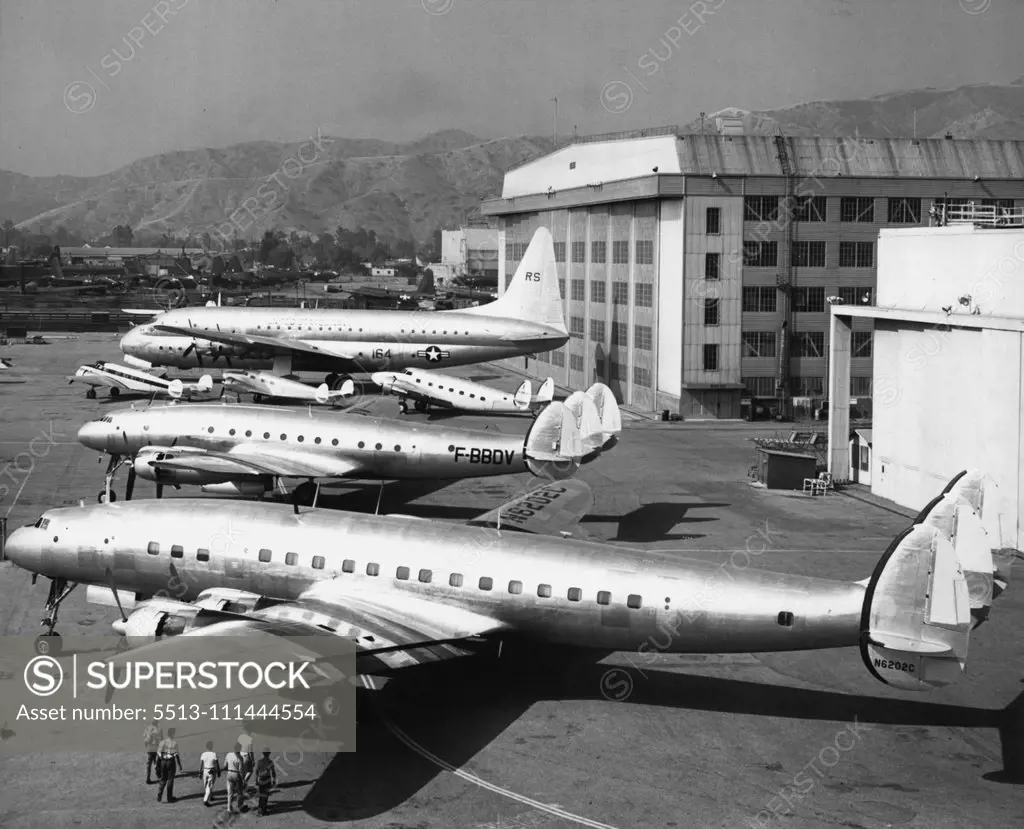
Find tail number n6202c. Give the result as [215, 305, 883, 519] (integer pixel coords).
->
[874, 658, 915, 674]
[452, 447, 515, 465]
[524, 272, 541, 282]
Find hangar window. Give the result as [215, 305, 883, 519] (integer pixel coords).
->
[197, 548, 210, 562]
[396, 566, 410, 580]
[567, 587, 583, 602]
[571, 279, 585, 301]
[633, 366, 651, 387]
[591, 241, 607, 263]
[839, 241, 873, 268]
[148, 542, 160, 556]
[508, 580, 523, 595]
[706, 207, 721, 234]
[839, 287, 873, 306]
[312, 556, 325, 570]
[841, 197, 874, 223]
[591, 280, 606, 303]
[537, 584, 552, 598]
[792, 376, 824, 396]
[572, 242, 586, 263]
[570, 316, 585, 339]
[744, 196, 779, 222]
[792, 195, 826, 222]
[852, 331, 873, 358]
[366, 562, 380, 576]
[742, 241, 777, 268]
[418, 569, 432, 583]
[589, 319, 606, 342]
[792, 332, 825, 358]
[635, 325, 652, 351]
[635, 240, 654, 265]
[742, 286, 777, 313]
[705, 252, 721, 280]
[449, 573, 464, 587]
[612, 282, 629, 304]
[553, 242, 566, 263]
[612, 241, 630, 264]
[611, 322, 627, 346]
[571, 354, 584, 371]
[703, 344, 719, 372]
[742, 331, 776, 358]
[851, 376, 872, 397]
[342, 559, 355, 573]
[558, 278, 566, 299]
[505, 242, 516, 261]
[627, 594, 642, 609]
[609, 360, 625, 382]
[285, 553, 298, 566]
[259, 548, 272, 563]
[479, 576, 493, 591]
[792, 286, 826, 313]
[171, 545, 183, 559]
[792, 241, 826, 268]
[635, 283, 652, 307]
[597, 591, 611, 605]
[550, 350, 565, 367]
[703, 299, 720, 327]
[743, 377, 776, 397]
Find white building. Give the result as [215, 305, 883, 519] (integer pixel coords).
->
[371, 267, 396, 277]
[827, 205, 1024, 551]
[441, 228, 499, 279]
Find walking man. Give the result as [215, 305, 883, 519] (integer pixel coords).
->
[199, 740, 221, 807]
[238, 725, 255, 799]
[156, 727, 183, 803]
[254, 749, 277, 816]
[143, 720, 162, 783]
[223, 742, 245, 814]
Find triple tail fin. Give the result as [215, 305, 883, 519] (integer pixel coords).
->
[535, 377, 555, 404]
[585, 382, 622, 450]
[522, 401, 582, 480]
[513, 380, 532, 410]
[860, 470, 1012, 692]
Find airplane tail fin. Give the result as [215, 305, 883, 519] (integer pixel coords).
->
[523, 401, 582, 481]
[167, 379, 184, 400]
[458, 228, 566, 335]
[860, 470, 1013, 692]
[585, 382, 622, 450]
[535, 377, 555, 404]
[417, 270, 434, 296]
[315, 378, 356, 404]
[197, 374, 213, 392]
[513, 380, 532, 410]
[563, 390, 605, 460]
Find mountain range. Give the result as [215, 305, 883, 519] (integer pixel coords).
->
[5, 79, 1024, 246]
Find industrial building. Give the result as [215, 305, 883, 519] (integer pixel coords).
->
[440, 228, 499, 282]
[828, 205, 1024, 552]
[481, 128, 1024, 416]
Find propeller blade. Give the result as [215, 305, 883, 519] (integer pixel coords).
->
[125, 466, 136, 501]
[155, 483, 164, 499]
[103, 567, 128, 623]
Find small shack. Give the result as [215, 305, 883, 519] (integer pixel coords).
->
[752, 447, 818, 490]
[849, 428, 873, 484]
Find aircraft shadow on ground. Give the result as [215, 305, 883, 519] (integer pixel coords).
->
[582, 501, 730, 543]
[314, 478, 461, 513]
[294, 650, 1024, 821]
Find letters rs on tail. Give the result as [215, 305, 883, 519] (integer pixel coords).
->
[860, 470, 1012, 692]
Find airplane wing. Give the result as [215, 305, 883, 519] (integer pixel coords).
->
[145, 445, 365, 479]
[153, 324, 358, 361]
[466, 478, 593, 537]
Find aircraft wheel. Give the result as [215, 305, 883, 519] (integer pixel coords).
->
[331, 374, 352, 392]
[293, 481, 316, 506]
[85, 388, 97, 399]
[399, 401, 408, 414]
[109, 387, 120, 398]
[97, 489, 117, 503]
[35, 633, 61, 656]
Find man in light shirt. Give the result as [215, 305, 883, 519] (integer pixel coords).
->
[237, 725, 255, 797]
[198, 741, 220, 807]
[223, 742, 245, 815]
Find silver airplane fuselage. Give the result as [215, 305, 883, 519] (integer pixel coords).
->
[78, 403, 536, 481]
[7, 500, 866, 654]
[120, 306, 567, 372]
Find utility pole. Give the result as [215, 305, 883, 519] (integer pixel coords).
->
[550, 97, 558, 146]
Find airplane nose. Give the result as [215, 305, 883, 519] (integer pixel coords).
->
[4, 526, 41, 573]
[371, 372, 394, 388]
[77, 420, 109, 451]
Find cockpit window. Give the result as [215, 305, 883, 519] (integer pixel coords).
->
[29, 517, 49, 529]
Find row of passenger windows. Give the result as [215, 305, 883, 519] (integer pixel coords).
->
[199, 427, 416, 452]
[250, 324, 471, 335]
[143, 542, 645, 608]
[413, 378, 496, 401]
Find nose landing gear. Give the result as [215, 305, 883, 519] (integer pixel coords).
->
[35, 578, 78, 655]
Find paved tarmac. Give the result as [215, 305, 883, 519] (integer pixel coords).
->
[0, 335, 1021, 829]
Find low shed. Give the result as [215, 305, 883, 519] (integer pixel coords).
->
[754, 448, 818, 490]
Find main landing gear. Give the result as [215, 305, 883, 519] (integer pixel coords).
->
[86, 387, 97, 399]
[95, 453, 151, 504]
[36, 578, 78, 655]
[399, 400, 429, 415]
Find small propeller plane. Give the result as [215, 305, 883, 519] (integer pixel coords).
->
[3, 471, 1012, 709]
[371, 367, 556, 415]
[75, 390, 621, 504]
[221, 369, 356, 405]
[69, 361, 221, 401]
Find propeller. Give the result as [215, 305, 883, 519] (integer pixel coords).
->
[125, 466, 136, 501]
[155, 482, 164, 499]
[183, 341, 203, 367]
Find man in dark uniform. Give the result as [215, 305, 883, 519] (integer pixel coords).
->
[156, 727, 183, 803]
[254, 749, 277, 816]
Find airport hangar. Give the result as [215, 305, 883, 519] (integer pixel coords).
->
[828, 209, 1024, 552]
[481, 128, 1024, 417]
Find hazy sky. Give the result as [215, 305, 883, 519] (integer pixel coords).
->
[2, 0, 1022, 176]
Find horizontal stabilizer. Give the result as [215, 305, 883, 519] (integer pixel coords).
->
[860, 523, 971, 692]
[467, 478, 593, 536]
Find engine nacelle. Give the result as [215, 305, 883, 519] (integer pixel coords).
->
[201, 481, 271, 497]
[133, 446, 232, 485]
[194, 588, 269, 614]
[111, 599, 196, 639]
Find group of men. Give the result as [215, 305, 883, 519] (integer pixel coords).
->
[143, 721, 279, 816]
